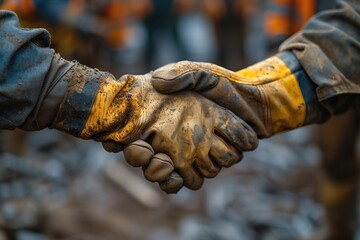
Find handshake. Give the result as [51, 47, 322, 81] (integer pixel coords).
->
[28, 52, 324, 193]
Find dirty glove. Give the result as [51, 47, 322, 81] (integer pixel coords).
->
[151, 52, 330, 138]
[123, 140, 186, 193]
[20, 55, 258, 193]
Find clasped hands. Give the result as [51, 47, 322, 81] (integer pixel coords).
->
[102, 62, 260, 193]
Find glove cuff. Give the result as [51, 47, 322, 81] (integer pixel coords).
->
[233, 51, 330, 136]
[51, 64, 142, 143]
[51, 62, 108, 137]
[277, 52, 331, 126]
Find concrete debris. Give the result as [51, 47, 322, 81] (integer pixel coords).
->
[0, 127, 330, 240]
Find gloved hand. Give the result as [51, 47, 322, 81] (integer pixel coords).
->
[21, 55, 258, 193]
[151, 51, 330, 138]
[122, 140, 186, 193]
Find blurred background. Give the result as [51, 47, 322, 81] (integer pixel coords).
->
[0, 0, 359, 239]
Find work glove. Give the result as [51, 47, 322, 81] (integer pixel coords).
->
[151, 51, 330, 138]
[21, 54, 258, 193]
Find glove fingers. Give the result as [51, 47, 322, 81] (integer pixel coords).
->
[159, 172, 184, 194]
[152, 61, 220, 93]
[143, 153, 174, 182]
[171, 150, 204, 190]
[209, 134, 242, 168]
[123, 140, 155, 167]
[177, 163, 204, 190]
[193, 147, 221, 178]
[150, 134, 203, 190]
[102, 141, 124, 153]
[124, 140, 185, 193]
[174, 159, 204, 190]
[213, 108, 258, 152]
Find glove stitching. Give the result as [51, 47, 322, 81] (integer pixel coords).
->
[123, 74, 148, 144]
[257, 85, 272, 136]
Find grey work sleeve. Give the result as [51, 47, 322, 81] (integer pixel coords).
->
[280, 0, 360, 113]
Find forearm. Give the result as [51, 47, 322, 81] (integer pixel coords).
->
[0, 10, 56, 129]
[280, 0, 360, 113]
[0, 10, 123, 137]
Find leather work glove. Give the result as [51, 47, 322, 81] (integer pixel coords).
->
[20, 54, 258, 193]
[151, 51, 330, 138]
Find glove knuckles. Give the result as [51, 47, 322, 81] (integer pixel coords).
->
[159, 172, 184, 194]
[144, 153, 174, 182]
[123, 140, 154, 167]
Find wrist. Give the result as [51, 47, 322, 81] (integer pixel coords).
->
[51, 62, 114, 137]
[236, 51, 330, 136]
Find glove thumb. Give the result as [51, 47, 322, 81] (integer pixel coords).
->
[151, 61, 220, 93]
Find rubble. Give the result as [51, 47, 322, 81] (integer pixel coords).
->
[0, 127, 333, 239]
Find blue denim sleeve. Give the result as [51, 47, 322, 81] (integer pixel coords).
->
[0, 10, 55, 129]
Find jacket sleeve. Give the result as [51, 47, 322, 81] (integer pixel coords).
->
[0, 10, 56, 129]
[280, 0, 360, 114]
